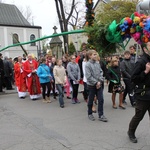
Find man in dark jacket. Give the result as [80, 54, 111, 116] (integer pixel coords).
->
[123, 46, 137, 103]
[120, 51, 135, 106]
[0, 53, 4, 92]
[127, 42, 150, 143]
[129, 45, 136, 63]
[3, 56, 13, 90]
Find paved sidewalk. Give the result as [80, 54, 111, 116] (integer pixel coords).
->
[0, 86, 17, 95]
[0, 84, 150, 150]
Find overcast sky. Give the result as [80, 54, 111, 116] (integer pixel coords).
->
[4, 0, 98, 36]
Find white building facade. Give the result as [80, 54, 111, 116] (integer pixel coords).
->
[0, 3, 42, 59]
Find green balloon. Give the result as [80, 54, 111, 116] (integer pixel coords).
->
[106, 20, 121, 43]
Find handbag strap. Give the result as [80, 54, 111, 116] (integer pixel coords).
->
[41, 66, 49, 73]
[102, 60, 119, 83]
[108, 66, 119, 84]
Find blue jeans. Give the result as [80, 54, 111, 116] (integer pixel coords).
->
[87, 85, 104, 117]
[56, 84, 64, 106]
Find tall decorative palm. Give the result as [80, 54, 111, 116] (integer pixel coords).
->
[85, 0, 95, 27]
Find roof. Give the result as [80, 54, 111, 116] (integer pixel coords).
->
[0, 3, 31, 27]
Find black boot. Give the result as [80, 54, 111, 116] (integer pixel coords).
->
[127, 131, 138, 143]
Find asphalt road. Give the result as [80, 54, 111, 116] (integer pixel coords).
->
[0, 84, 149, 150]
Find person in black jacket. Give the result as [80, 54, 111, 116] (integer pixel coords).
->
[123, 46, 137, 103]
[120, 51, 136, 106]
[127, 42, 150, 143]
[107, 58, 126, 109]
[3, 56, 13, 90]
[129, 45, 136, 63]
[78, 49, 87, 79]
[0, 53, 4, 92]
[107, 57, 125, 109]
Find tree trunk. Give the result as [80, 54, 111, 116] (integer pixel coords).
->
[54, 0, 75, 54]
[63, 29, 68, 54]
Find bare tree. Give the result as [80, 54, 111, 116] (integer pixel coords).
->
[19, 6, 33, 25]
[24, 6, 33, 24]
[54, 0, 75, 53]
[65, 1, 85, 30]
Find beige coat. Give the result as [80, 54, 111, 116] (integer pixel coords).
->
[53, 65, 66, 84]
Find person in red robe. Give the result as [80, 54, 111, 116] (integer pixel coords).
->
[23, 54, 41, 100]
[14, 56, 27, 99]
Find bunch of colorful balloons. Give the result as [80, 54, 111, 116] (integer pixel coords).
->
[106, 12, 150, 44]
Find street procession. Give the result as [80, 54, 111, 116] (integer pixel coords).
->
[0, 0, 150, 149]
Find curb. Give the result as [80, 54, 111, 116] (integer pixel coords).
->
[0, 90, 17, 95]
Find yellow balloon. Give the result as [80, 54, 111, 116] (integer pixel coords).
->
[133, 17, 140, 24]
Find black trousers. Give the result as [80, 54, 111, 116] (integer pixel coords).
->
[4, 76, 12, 90]
[70, 80, 79, 99]
[51, 79, 57, 96]
[83, 82, 89, 100]
[128, 100, 150, 133]
[123, 79, 135, 105]
[0, 76, 3, 92]
[40, 82, 51, 99]
[87, 85, 104, 117]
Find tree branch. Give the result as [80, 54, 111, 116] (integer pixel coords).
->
[58, 0, 67, 31]
[54, 0, 64, 32]
[74, 7, 79, 28]
[66, 0, 75, 22]
[68, 21, 76, 30]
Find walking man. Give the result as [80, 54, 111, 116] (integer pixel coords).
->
[128, 42, 150, 143]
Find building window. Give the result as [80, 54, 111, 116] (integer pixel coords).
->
[30, 34, 36, 46]
[13, 34, 19, 44]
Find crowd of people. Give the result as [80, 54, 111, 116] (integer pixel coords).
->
[0, 46, 137, 108]
[0, 45, 137, 109]
[0, 42, 150, 143]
